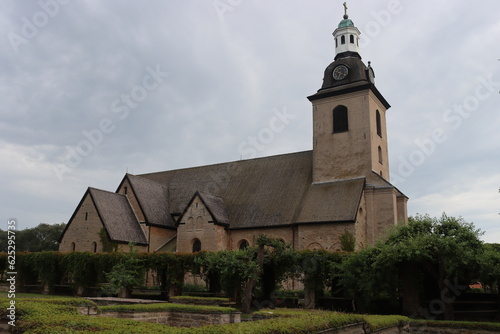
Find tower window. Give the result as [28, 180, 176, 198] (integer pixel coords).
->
[333, 106, 349, 133]
[378, 146, 383, 164]
[376, 110, 382, 137]
[341, 35, 345, 45]
[350, 34, 354, 44]
[192, 239, 201, 253]
[335, 37, 338, 48]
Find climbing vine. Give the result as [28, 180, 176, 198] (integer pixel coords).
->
[99, 228, 118, 253]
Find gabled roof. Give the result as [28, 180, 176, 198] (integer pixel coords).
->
[122, 174, 176, 229]
[177, 191, 229, 226]
[296, 178, 365, 224]
[89, 188, 148, 245]
[138, 150, 366, 229]
[198, 191, 229, 225]
[59, 187, 147, 246]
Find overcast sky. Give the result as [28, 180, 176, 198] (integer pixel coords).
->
[1, 1, 499, 242]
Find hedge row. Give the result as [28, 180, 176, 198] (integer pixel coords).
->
[0, 249, 346, 293]
[0, 296, 410, 334]
[0, 251, 195, 290]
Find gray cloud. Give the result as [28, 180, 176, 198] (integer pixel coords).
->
[1, 0, 499, 242]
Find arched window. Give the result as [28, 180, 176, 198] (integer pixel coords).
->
[378, 146, 383, 164]
[195, 216, 203, 230]
[192, 239, 201, 253]
[239, 240, 249, 250]
[341, 35, 345, 45]
[376, 110, 382, 137]
[92, 241, 97, 253]
[71, 242, 76, 252]
[335, 37, 338, 48]
[186, 217, 194, 231]
[349, 34, 354, 44]
[333, 106, 349, 133]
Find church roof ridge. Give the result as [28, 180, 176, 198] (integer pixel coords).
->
[139, 150, 313, 177]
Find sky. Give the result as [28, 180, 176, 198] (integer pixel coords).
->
[1, 0, 499, 242]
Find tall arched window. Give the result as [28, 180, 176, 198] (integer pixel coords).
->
[378, 146, 383, 164]
[71, 242, 76, 252]
[376, 110, 382, 137]
[186, 217, 194, 231]
[192, 239, 201, 253]
[195, 216, 203, 230]
[333, 106, 349, 133]
[341, 35, 346, 45]
[349, 34, 354, 44]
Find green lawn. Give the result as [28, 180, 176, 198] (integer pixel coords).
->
[0, 291, 74, 299]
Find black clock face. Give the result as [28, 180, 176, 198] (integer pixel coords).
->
[333, 65, 349, 80]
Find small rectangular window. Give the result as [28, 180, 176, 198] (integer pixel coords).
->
[333, 106, 349, 133]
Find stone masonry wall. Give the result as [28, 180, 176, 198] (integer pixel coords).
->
[59, 193, 103, 253]
[98, 311, 240, 327]
[176, 195, 228, 253]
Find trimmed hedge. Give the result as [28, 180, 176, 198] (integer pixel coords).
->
[411, 319, 500, 332]
[363, 314, 410, 331]
[99, 302, 237, 314]
[170, 296, 230, 302]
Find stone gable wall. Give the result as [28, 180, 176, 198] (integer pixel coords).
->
[176, 196, 228, 253]
[59, 193, 103, 253]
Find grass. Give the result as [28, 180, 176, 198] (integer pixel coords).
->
[0, 291, 75, 299]
[170, 296, 230, 302]
[0, 296, 413, 334]
[99, 302, 237, 314]
[16, 295, 500, 334]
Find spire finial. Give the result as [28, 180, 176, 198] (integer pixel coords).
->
[343, 2, 348, 19]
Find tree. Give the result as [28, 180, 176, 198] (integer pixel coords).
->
[0, 223, 66, 252]
[195, 235, 297, 314]
[339, 213, 485, 320]
[195, 247, 260, 313]
[479, 243, 500, 293]
[104, 244, 145, 298]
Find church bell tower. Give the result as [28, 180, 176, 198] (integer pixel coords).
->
[308, 3, 391, 184]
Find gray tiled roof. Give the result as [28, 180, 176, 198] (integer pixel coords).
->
[139, 150, 364, 229]
[125, 174, 176, 228]
[89, 188, 148, 245]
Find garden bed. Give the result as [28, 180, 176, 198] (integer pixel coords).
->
[0, 296, 413, 333]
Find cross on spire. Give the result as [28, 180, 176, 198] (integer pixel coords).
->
[343, 2, 348, 19]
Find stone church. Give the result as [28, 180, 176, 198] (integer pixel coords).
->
[59, 8, 408, 254]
